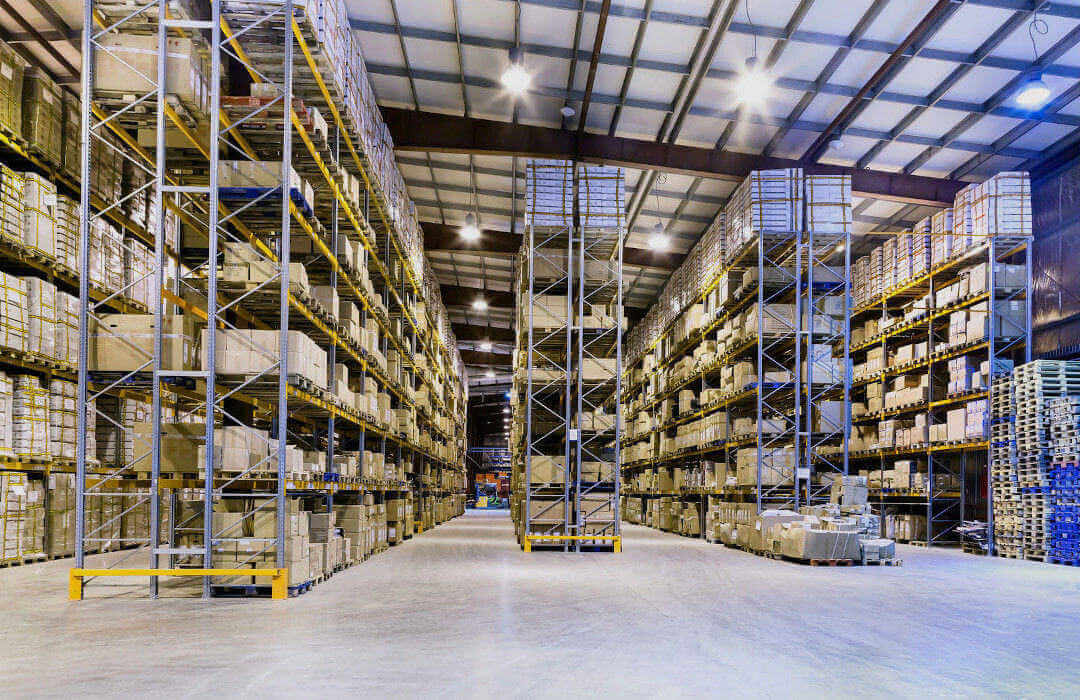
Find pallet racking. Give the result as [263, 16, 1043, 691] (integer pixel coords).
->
[510, 160, 623, 552]
[847, 173, 1031, 549]
[618, 169, 851, 541]
[59, 0, 465, 598]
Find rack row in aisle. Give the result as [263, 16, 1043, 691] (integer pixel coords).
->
[846, 172, 1031, 548]
[510, 160, 624, 552]
[617, 168, 857, 563]
[49, 0, 467, 597]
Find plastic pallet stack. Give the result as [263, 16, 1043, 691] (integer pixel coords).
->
[1046, 396, 1080, 565]
[1011, 361, 1080, 560]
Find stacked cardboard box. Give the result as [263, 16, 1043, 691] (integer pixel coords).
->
[21, 67, 62, 167]
[0, 471, 44, 562]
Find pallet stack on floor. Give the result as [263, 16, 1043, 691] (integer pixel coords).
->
[993, 361, 1080, 565]
[1047, 395, 1080, 565]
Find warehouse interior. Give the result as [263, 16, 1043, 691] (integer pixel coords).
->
[2, 0, 1080, 694]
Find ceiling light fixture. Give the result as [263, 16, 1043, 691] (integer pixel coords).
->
[560, 105, 576, 118]
[501, 46, 531, 96]
[1017, 10, 1051, 108]
[503, 408, 510, 414]
[734, 2, 771, 107]
[479, 341, 493, 352]
[734, 56, 772, 106]
[1015, 70, 1051, 108]
[460, 212, 480, 241]
[648, 220, 668, 251]
[485, 369, 495, 378]
[472, 298, 488, 311]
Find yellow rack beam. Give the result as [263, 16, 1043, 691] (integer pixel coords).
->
[69, 568, 289, 600]
[523, 535, 622, 552]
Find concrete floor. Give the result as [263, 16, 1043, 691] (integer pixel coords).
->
[2, 510, 1079, 698]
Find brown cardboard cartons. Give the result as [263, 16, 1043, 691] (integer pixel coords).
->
[90, 315, 197, 371]
[529, 455, 565, 484]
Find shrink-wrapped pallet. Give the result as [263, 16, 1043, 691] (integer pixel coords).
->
[54, 195, 79, 272]
[21, 67, 62, 167]
[48, 379, 76, 462]
[60, 92, 79, 182]
[0, 271, 27, 351]
[725, 168, 803, 258]
[0, 165, 22, 245]
[0, 372, 11, 457]
[21, 172, 56, 259]
[24, 276, 56, 360]
[13, 375, 48, 459]
[0, 40, 25, 140]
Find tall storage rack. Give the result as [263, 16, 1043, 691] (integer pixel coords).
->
[512, 160, 624, 552]
[72, 0, 466, 599]
[618, 170, 851, 539]
[847, 174, 1031, 549]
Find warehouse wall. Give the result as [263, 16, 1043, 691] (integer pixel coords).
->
[1033, 157, 1080, 358]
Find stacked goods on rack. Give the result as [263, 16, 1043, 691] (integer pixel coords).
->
[620, 169, 853, 551]
[0, 2, 466, 585]
[845, 172, 1031, 546]
[510, 161, 624, 549]
[21, 67, 62, 167]
[0, 471, 44, 563]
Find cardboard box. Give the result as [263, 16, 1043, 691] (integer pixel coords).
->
[90, 315, 197, 371]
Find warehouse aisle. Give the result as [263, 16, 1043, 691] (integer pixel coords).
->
[2, 510, 1080, 697]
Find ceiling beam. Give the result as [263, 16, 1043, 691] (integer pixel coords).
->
[460, 350, 513, 366]
[801, 0, 962, 162]
[422, 222, 685, 270]
[384, 109, 965, 207]
[577, 0, 612, 134]
[440, 284, 514, 309]
[452, 324, 515, 342]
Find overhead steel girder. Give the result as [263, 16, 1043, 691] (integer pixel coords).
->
[422, 222, 686, 270]
[440, 284, 515, 309]
[383, 109, 965, 207]
[452, 324, 515, 342]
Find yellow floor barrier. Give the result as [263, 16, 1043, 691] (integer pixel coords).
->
[523, 535, 621, 553]
[69, 568, 290, 600]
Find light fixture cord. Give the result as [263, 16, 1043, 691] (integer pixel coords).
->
[654, 174, 666, 231]
[1029, 10, 1048, 62]
[745, 0, 757, 60]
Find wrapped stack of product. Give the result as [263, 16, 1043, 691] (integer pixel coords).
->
[724, 168, 803, 256]
[0, 271, 27, 351]
[13, 375, 49, 460]
[21, 172, 56, 260]
[48, 379, 77, 462]
[21, 66, 62, 167]
[1, 471, 45, 563]
[0, 372, 11, 457]
[60, 92, 80, 182]
[54, 195, 79, 272]
[0, 40, 25, 139]
[53, 291, 78, 367]
[0, 165, 22, 245]
[24, 277, 55, 360]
